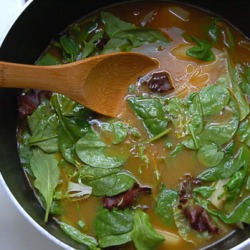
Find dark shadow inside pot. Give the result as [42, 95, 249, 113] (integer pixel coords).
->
[0, 0, 249, 249]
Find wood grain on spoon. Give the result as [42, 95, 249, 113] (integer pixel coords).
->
[0, 52, 158, 117]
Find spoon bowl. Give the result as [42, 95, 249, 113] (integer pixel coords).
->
[0, 52, 158, 117]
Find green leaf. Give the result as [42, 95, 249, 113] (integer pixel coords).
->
[187, 93, 203, 134]
[219, 62, 249, 121]
[239, 64, 250, 96]
[186, 36, 215, 61]
[131, 209, 165, 250]
[197, 143, 224, 167]
[101, 121, 129, 144]
[60, 222, 99, 250]
[98, 232, 132, 249]
[113, 28, 168, 48]
[198, 146, 250, 181]
[30, 149, 60, 222]
[79, 165, 120, 183]
[155, 184, 178, 227]
[198, 84, 230, 115]
[128, 97, 168, 137]
[224, 165, 248, 211]
[167, 97, 189, 138]
[94, 208, 134, 248]
[173, 204, 194, 244]
[18, 130, 33, 173]
[76, 130, 128, 168]
[27, 101, 59, 153]
[204, 196, 250, 224]
[82, 29, 104, 58]
[193, 186, 215, 198]
[237, 117, 250, 147]
[102, 37, 131, 53]
[87, 171, 136, 196]
[101, 12, 168, 53]
[199, 99, 239, 146]
[60, 35, 80, 62]
[101, 11, 135, 37]
[54, 94, 91, 118]
[224, 27, 235, 50]
[220, 196, 250, 224]
[51, 95, 77, 165]
[37, 53, 61, 65]
[206, 17, 221, 44]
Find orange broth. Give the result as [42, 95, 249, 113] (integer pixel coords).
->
[19, 1, 250, 250]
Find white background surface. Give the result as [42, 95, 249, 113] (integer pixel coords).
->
[0, 0, 64, 249]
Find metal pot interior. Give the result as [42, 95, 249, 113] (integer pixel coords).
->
[0, 0, 249, 249]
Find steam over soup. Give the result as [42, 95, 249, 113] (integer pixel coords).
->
[17, 1, 250, 249]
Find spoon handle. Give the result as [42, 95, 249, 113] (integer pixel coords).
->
[0, 61, 67, 92]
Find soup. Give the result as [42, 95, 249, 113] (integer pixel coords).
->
[17, 1, 250, 249]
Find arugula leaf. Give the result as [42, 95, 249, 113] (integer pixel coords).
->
[30, 149, 60, 222]
[76, 130, 128, 168]
[101, 11, 135, 37]
[87, 171, 136, 196]
[82, 29, 104, 59]
[155, 184, 178, 227]
[102, 37, 132, 53]
[94, 208, 134, 248]
[131, 209, 165, 250]
[186, 36, 215, 61]
[60, 222, 99, 250]
[113, 28, 168, 47]
[101, 11, 168, 53]
[60, 35, 80, 62]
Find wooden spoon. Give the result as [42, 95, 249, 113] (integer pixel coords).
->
[0, 52, 158, 117]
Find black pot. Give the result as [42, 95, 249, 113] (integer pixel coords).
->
[0, 0, 249, 249]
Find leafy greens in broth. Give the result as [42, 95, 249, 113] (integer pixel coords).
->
[17, 1, 250, 249]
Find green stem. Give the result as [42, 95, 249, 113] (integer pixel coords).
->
[145, 128, 172, 143]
